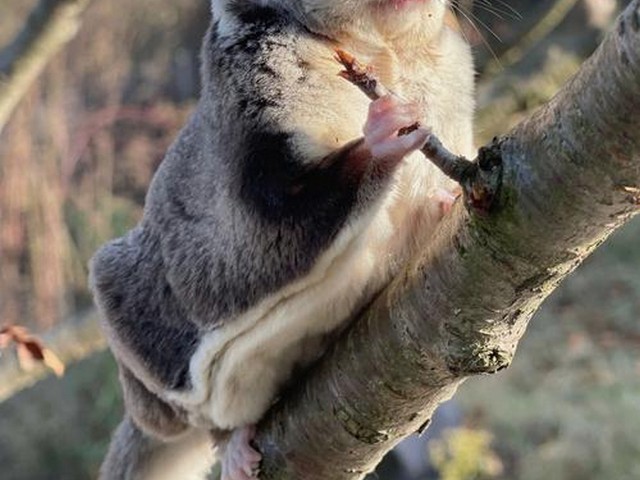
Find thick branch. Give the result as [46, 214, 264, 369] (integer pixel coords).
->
[254, 2, 640, 478]
[0, 0, 92, 132]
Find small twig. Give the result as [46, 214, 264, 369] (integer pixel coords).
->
[334, 48, 502, 214]
[335, 49, 476, 184]
[0, 0, 92, 132]
[335, 49, 388, 101]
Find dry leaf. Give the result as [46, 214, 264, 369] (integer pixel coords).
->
[16, 342, 38, 371]
[0, 324, 66, 377]
[42, 348, 66, 377]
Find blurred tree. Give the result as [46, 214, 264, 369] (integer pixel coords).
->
[0, 0, 207, 335]
[0, 0, 92, 132]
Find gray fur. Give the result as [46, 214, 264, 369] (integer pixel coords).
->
[92, 5, 390, 401]
[94, 0, 474, 477]
[100, 417, 160, 480]
[100, 416, 215, 480]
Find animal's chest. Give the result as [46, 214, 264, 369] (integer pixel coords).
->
[306, 42, 447, 146]
[339, 57, 454, 149]
[167, 157, 438, 431]
[166, 51, 453, 431]
[396, 64, 454, 137]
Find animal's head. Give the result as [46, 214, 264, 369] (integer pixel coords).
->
[212, 0, 450, 40]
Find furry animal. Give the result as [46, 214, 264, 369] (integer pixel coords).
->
[91, 0, 475, 478]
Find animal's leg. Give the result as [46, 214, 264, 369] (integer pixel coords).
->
[433, 187, 460, 217]
[220, 425, 262, 480]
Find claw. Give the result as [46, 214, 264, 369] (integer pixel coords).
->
[364, 95, 427, 164]
[433, 187, 460, 217]
[221, 426, 262, 480]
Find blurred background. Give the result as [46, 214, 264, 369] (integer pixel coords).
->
[0, 0, 638, 479]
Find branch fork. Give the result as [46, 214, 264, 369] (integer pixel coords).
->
[335, 48, 503, 214]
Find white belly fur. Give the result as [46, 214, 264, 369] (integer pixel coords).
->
[164, 151, 453, 430]
[162, 21, 476, 431]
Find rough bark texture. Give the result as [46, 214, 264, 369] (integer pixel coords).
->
[0, 0, 91, 132]
[254, 2, 640, 478]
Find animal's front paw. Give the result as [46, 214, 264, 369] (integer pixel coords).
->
[221, 425, 261, 480]
[432, 187, 461, 218]
[363, 95, 429, 164]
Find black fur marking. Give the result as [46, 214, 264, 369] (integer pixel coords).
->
[240, 131, 358, 223]
[226, 3, 285, 27]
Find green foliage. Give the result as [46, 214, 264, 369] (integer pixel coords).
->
[0, 352, 122, 479]
[430, 428, 503, 480]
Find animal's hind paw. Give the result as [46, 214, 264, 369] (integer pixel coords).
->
[221, 425, 261, 480]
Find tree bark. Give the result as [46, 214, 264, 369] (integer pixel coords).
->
[0, 0, 92, 133]
[254, 2, 640, 478]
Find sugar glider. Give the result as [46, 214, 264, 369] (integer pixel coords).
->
[91, 0, 475, 478]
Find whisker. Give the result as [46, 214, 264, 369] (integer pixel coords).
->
[473, 3, 509, 22]
[458, 4, 504, 42]
[450, 2, 502, 66]
[473, 0, 512, 20]
[472, 0, 522, 21]
[487, 0, 523, 20]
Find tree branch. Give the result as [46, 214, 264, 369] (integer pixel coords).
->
[253, 2, 640, 478]
[0, 0, 92, 132]
[484, 0, 581, 74]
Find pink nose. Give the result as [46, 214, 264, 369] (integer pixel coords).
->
[391, 0, 428, 7]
